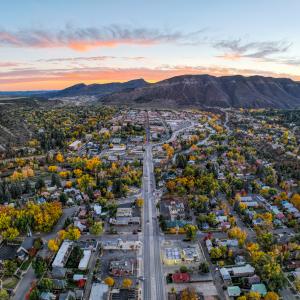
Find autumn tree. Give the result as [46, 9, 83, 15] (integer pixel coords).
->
[136, 198, 144, 208]
[122, 278, 132, 289]
[66, 226, 81, 240]
[55, 152, 64, 163]
[104, 277, 115, 287]
[264, 292, 279, 300]
[48, 239, 59, 252]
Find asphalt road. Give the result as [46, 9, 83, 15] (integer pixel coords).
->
[142, 113, 166, 300]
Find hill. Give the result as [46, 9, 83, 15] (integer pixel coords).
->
[48, 78, 148, 98]
[100, 74, 300, 109]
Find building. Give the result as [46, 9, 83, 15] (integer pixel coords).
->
[109, 260, 134, 276]
[52, 241, 73, 268]
[89, 283, 109, 300]
[116, 208, 132, 217]
[78, 250, 91, 271]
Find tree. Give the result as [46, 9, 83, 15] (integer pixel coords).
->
[59, 192, 68, 205]
[2, 227, 19, 241]
[55, 152, 64, 163]
[247, 291, 261, 300]
[77, 174, 95, 193]
[210, 247, 223, 259]
[176, 154, 187, 169]
[136, 198, 144, 208]
[32, 256, 47, 278]
[104, 277, 115, 287]
[90, 222, 103, 235]
[228, 226, 247, 246]
[199, 262, 209, 273]
[184, 224, 197, 241]
[35, 178, 45, 192]
[0, 289, 9, 300]
[122, 278, 132, 289]
[37, 278, 53, 292]
[48, 165, 58, 172]
[66, 226, 81, 240]
[3, 260, 17, 276]
[48, 239, 59, 252]
[180, 266, 188, 273]
[23, 179, 32, 194]
[51, 173, 61, 188]
[264, 292, 279, 300]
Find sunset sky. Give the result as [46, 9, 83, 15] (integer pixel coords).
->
[1, 0, 300, 91]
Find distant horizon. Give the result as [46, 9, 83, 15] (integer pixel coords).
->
[1, 72, 300, 92]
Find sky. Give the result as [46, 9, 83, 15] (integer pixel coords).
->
[1, 0, 300, 91]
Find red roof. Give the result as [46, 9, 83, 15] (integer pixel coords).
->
[172, 272, 190, 283]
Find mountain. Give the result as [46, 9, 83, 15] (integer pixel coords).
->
[48, 78, 148, 98]
[100, 74, 300, 109]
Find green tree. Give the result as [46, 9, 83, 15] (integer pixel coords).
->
[3, 260, 17, 276]
[90, 221, 103, 235]
[35, 178, 45, 192]
[32, 256, 47, 278]
[184, 224, 197, 241]
[38, 278, 54, 292]
[0, 289, 9, 300]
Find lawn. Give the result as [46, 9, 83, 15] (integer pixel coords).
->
[2, 276, 19, 289]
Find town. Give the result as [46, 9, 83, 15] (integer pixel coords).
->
[0, 105, 299, 300]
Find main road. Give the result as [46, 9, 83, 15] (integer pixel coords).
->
[142, 112, 165, 300]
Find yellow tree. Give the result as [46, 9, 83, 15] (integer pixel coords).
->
[48, 239, 59, 252]
[247, 291, 261, 300]
[48, 166, 58, 172]
[136, 198, 144, 208]
[104, 277, 115, 287]
[122, 278, 132, 289]
[66, 226, 81, 240]
[2, 228, 19, 241]
[264, 292, 279, 300]
[73, 169, 82, 178]
[228, 226, 247, 246]
[56, 152, 64, 163]
[77, 174, 95, 192]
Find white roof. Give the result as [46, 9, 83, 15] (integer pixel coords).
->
[52, 240, 73, 268]
[89, 283, 109, 300]
[78, 250, 92, 270]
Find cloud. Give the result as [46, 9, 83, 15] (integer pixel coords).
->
[214, 38, 292, 60]
[38, 56, 145, 63]
[0, 25, 206, 51]
[1, 64, 299, 91]
[0, 61, 20, 67]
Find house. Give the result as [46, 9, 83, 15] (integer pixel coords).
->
[227, 286, 241, 298]
[40, 292, 56, 300]
[89, 283, 109, 300]
[220, 268, 231, 281]
[59, 291, 76, 300]
[230, 264, 255, 277]
[51, 267, 67, 279]
[69, 140, 82, 151]
[251, 283, 267, 296]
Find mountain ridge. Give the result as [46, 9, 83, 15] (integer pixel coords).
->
[100, 74, 300, 109]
